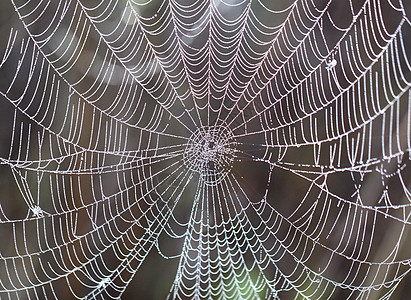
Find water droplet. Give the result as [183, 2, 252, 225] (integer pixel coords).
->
[326, 59, 337, 70]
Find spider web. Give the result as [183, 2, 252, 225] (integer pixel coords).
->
[0, 0, 410, 299]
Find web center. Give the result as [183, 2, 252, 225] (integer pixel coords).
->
[184, 125, 236, 185]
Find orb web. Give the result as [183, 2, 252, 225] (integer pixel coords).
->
[0, 0, 409, 299]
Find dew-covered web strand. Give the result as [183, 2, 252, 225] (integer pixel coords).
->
[224, 0, 365, 133]
[1, 155, 191, 297]
[14, 0, 197, 135]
